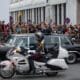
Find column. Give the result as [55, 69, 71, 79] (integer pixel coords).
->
[34, 8, 36, 24]
[30, 9, 32, 21]
[13, 12, 16, 23]
[57, 5, 59, 25]
[41, 7, 44, 22]
[40, 8, 41, 23]
[49, 6, 55, 23]
[32, 9, 34, 24]
[35, 8, 37, 24]
[25, 10, 27, 23]
[66, 0, 77, 25]
[45, 5, 50, 23]
[15, 12, 17, 23]
[27, 10, 28, 23]
[27, 9, 29, 21]
[31, 9, 32, 22]
[49, 6, 52, 20]
[61, 4, 64, 25]
[52, 6, 56, 23]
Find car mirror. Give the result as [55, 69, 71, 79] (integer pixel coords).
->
[71, 38, 76, 42]
[71, 38, 76, 44]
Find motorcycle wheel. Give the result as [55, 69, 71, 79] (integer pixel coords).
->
[45, 72, 58, 77]
[0, 65, 15, 79]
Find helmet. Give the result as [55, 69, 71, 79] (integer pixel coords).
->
[35, 32, 44, 41]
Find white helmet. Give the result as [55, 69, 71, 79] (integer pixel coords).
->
[35, 32, 44, 41]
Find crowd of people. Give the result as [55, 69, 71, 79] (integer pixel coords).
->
[0, 20, 80, 42]
[11, 21, 80, 39]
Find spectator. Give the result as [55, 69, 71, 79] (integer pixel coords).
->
[29, 24, 36, 33]
[41, 22, 51, 35]
[15, 23, 21, 34]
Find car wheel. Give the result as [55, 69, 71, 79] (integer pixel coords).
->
[66, 53, 77, 64]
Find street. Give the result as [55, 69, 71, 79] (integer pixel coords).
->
[0, 63, 80, 80]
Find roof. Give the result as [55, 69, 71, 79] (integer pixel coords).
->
[10, 33, 66, 37]
[10, 0, 46, 11]
[48, 0, 66, 5]
[11, 33, 35, 37]
[10, 0, 67, 12]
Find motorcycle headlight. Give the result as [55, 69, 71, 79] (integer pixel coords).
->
[15, 47, 21, 53]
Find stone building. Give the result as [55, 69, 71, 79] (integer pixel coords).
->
[9, 0, 80, 25]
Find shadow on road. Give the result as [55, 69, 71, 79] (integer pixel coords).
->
[10, 73, 67, 80]
[70, 78, 80, 80]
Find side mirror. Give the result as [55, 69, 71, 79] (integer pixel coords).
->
[71, 38, 76, 43]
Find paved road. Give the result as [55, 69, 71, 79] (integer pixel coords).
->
[0, 63, 80, 80]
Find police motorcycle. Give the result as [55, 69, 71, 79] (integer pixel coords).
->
[0, 46, 69, 79]
[0, 46, 68, 79]
[0, 32, 68, 79]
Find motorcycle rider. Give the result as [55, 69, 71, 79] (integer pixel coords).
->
[28, 31, 45, 74]
[35, 31, 45, 53]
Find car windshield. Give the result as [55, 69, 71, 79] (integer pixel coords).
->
[6, 36, 17, 45]
[13, 36, 28, 47]
[6, 35, 28, 47]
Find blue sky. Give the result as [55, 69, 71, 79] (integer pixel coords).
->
[0, 0, 9, 23]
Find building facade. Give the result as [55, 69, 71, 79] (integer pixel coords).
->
[9, 0, 80, 25]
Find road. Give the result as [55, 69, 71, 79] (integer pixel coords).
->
[0, 63, 80, 80]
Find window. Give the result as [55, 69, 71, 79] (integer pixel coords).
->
[39, 7, 41, 23]
[63, 3, 66, 20]
[55, 5, 57, 24]
[37, 8, 38, 24]
[51, 37, 59, 46]
[60, 36, 71, 46]
[44, 36, 59, 45]
[43, 7, 45, 21]
[59, 4, 62, 24]
[29, 9, 30, 20]
[34, 8, 36, 24]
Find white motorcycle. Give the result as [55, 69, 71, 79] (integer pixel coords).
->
[0, 47, 68, 79]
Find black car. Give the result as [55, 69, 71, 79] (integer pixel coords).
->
[0, 34, 80, 64]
